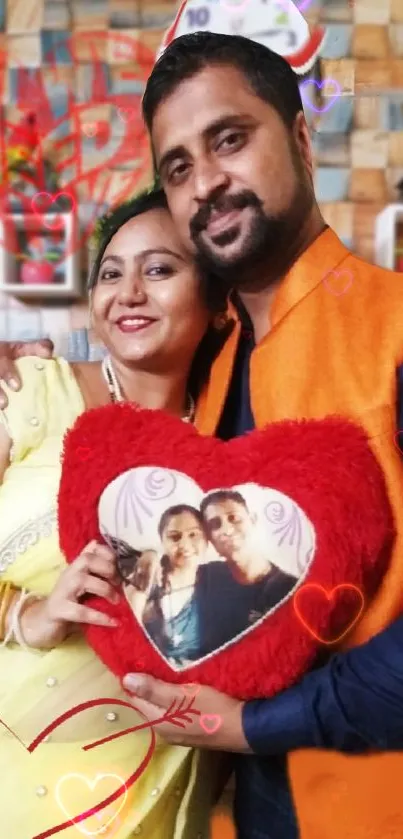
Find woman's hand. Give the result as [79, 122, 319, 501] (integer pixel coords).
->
[0, 339, 54, 408]
[19, 541, 120, 649]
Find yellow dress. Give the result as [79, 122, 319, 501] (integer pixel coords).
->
[0, 357, 217, 839]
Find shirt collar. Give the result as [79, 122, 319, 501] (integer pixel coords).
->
[226, 227, 350, 331]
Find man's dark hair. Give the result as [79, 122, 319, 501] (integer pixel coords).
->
[200, 489, 248, 519]
[142, 31, 303, 135]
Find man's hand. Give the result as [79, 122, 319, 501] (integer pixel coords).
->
[0, 339, 54, 408]
[122, 673, 252, 752]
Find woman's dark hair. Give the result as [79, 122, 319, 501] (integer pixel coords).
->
[88, 187, 169, 292]
[158, 503, 205, 539]
[88, 185, 234, 398]
[142, 31, 303, 135]
[158, 504, 206, 595]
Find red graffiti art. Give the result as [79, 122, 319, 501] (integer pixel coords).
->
[0, 31, 155, 262]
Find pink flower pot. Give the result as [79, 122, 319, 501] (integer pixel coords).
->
[21, 260, 55, 285]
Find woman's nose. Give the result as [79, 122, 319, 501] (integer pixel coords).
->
[179, 536, 192, 554]
[117, 274, 147, 306]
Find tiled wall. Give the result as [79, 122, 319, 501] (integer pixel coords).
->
[307, 0, 403, 265]
[1, 0, 403, 355]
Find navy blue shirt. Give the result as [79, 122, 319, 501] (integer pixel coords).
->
[217, 299, 403, 782]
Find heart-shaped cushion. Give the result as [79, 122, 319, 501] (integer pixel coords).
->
[58, 406, 393, 699]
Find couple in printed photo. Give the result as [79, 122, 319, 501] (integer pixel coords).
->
[99, 471, 315, 669]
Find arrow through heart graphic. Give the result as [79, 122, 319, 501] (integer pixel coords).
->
[0, 694, 199, 838]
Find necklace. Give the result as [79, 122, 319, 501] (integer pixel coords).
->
[101, 355, 195, 423]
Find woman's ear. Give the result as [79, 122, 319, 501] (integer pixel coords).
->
[88, 290, 93, 329]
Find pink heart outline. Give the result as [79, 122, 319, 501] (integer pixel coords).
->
[322, 269, 354, 297]
[181, 683, 201, 699]
[199, 714, 222, 735]
[0, 697, 156, 839]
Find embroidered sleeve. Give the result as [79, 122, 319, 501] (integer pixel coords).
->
[0, 357, 48, 463]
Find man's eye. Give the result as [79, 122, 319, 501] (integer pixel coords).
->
[217, 132, 245, 152]
[168, 162, 189, 183]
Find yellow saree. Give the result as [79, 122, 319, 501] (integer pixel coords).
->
[0, 357, 217, 839]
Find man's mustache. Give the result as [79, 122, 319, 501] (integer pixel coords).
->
[189, 191, 262, 238]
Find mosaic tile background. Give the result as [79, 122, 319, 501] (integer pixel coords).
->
[0, 0, 402, 355]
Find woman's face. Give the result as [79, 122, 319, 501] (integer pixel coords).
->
[91, 208, 210, 369]
[161, 511, 208, 568]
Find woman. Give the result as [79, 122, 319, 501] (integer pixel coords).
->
[0, 188, 228, 838]
[145, 505, 210, 666]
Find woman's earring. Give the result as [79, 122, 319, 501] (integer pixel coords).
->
[213, 312, 229, 330]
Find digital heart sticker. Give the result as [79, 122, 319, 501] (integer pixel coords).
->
[323, 269, 354, 297]
[181, 683, 201, 699]
[199, 714, 222, 735]
[300, 78, 341, 114]
[54, 773, 128, 837]
[293, 583, 365, 644]
[31, 192, 76, 229]
[0, 697, 156, 839]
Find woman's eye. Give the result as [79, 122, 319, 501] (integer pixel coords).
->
[99, 269, 121, 282]
[146, 264, 173, 278]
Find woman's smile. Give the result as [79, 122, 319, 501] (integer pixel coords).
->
[115, 315, 158, 333]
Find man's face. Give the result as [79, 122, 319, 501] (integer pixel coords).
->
[151, 64, 314, 285]
[203, 498, 256, 563]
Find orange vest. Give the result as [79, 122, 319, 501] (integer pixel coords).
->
[196, 228, 403, 839]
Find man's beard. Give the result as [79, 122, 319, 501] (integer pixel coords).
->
[190, 166, 314, 293]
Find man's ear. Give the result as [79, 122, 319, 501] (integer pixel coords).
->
[293, 111, 314, 180]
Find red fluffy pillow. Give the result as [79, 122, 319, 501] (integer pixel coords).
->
[58, 406, 394, 700]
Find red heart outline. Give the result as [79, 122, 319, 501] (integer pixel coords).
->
[293, 583, 365, 644]
[0, 697, 156, 839]
[31, 191, 76, 229]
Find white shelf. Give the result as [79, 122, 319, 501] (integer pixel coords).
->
[0, 211, 82, 298]
[375, 204, 403, 271]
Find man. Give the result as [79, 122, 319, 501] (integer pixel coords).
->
[200, 488, 296, 625]
[3, 31, 403, 839]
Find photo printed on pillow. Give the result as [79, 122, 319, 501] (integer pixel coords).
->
[98, 467, 316, 671]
